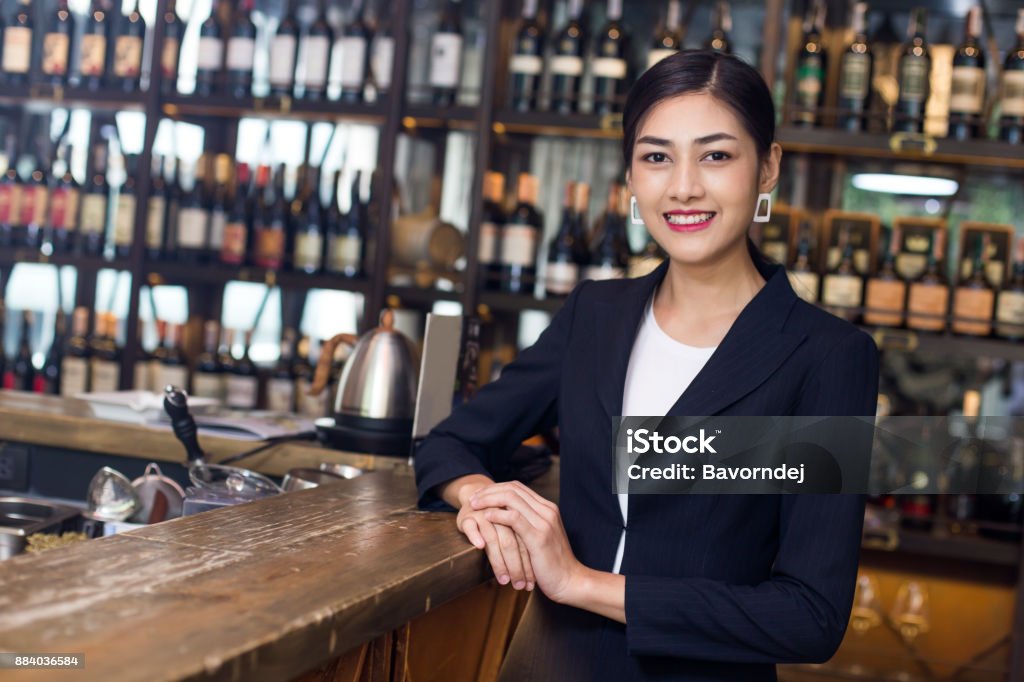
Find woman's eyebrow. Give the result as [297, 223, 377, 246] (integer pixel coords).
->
[694, 132, 738, 145]
[636, 135, 672, 147]
[636, 132, 738, 148]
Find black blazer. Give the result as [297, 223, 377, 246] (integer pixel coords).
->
[414, 245, 880, 681]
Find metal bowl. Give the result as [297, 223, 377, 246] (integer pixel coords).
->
[281, 468, 350, 492]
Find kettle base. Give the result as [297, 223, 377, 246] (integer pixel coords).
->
[314, 418, 412, 457]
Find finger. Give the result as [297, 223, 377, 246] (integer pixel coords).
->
[476, 516, 511, 585]
[517, 533, 536, 590]
[484, 507, 533, 539]
[461, 516, 486, 550]
[494, 523, 527, 589]
[472, 489, 547, 531]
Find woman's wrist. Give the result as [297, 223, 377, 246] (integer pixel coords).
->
[441, 474, 495, 509]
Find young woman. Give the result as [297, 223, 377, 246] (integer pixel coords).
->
[414, 50, 879, 681]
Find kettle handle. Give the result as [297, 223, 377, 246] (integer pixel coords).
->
[309, 333, 360, 396]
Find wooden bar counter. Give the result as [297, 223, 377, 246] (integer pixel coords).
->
[0, 393, 555, 681]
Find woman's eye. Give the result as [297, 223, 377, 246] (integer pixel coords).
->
[643, 152, 668, 163]
[705, 151, 731, 162]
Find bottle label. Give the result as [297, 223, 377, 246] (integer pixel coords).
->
[328, 234, 362, 270]
[296, 378, 329, 418]
[114, 35, 143, 77]
[500, 223, 537, 266]
[192, 373, 223, 400]
[550, 54, 583, 76]
[221, 221, 247, 262]
[266, 378, 295, 413]
[592, 57, 627, 80]
[371, 36, 395, 89]
[208, 209, 227, 249]
[826, 247, 870, 275]
[255, 225, 285, 266]
[197, 36, 224, 70]
[159, 365, 189, 393]
[1002, 71, 1024, 117]
[60, 357, 89, 396]
[952, 288, 994, 335]
[177, 207, 209, 248]
[338, 36, 368, 87]
[864, 279, 906, 326]
[268, 35, 297, 86]
[478, 222, 499, 264]
[42, 33, 70, 75]
[996, 291, 1024, 326]
[2, 27, 32, 73]
[545, 261, 578, 295]
[17, 186, 35, 226]
[294, 231, 323, 269]
[90, 359, 120, 393]
[226, 375, 258, 408]
[20, 186, 48, 226]
[839, 52, 870, 100]
[133, 360, 150, 391]
[226, 36, 255, 71]
[821, 274, 862, 307]
[50, 187, 79, 231]
[583, 263, 625, 281]
[115, 195, 136, 246]
[146, 196, 166, 248]
[900, 55, 929, 103]
[80, 34, 106, 75]
[787, 271, 820, 303]
[646, 48, 677, 72]
[303, 36, 330, 87]
[761, 241, 788, 265]
[950, 66, 985, 114]
[429, 33, 463, 88]
[80, 194, 106, 235]
[510, 53, 543, 75]
[0, 184, 20, 224]
[796, 55, 824, 106]
[161, 37, 180, 78]
[961, 258, 1004, 288]
[906, 284, 949, 331]
[895, 252, 927, 280]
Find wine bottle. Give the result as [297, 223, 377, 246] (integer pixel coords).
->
[207, 154, 230, 260]
[995, 236, 1024, 339]
[368, 12, 394, 98]
[592, 0, 629, 116]
[145, 154, 166, 260]
[2, 0, 33, 86]
[863, 228, 906, 327]
[549, 0, 585, 114]
[998, 10, 1024, 144]
[79, 0, 106, 91]
[133, 319, 153, 391]
[41, 0, 73, 85]
[584, 181, 630, 281]
[500, 173, 542, 295]
[112, 0, 145, 92]
[292, 166, 324, 273]
[35, 310, 66, 394]
[509, 0, 543, 112]
[90, 312, 121, 393]
[60, 306, 91, 396]
[546, 181, 582, 297]
[163, 156, 180, 252]
[225, 329, 259, 409]
[647, 0, 681, 71]
[325, 170, 364, 277]
[113, 154, 137, 259]
[951, 233, 995, 336]
[191, 320, 223, 400]
[48, 150, 79, 254]
[79, 145, 108, 256]
[787, 228, 820, 303]
[906, 229, 948, 331]
[268, 0, 299, 97]
[253, 163, 287, 270]
[0, 151, 19, 248]
[894, 8, 930, 134]
[793, 0, 827, 127]
[478, 171, 505, 290]
[335, 0, 369, 102]
[945, 389, 982, 530]
[161, 322, 191, 392]
[160, 0, 185, 94]
[176, 157, 210, 263]
[19, 164, 46, 250]
[571, 181, 592, 270]
[3, 311, 34, 391]
[221, 161, 250, 265]
[196, 3, 224, 97]
[429, 0, 463, 106]
[266, 328, 297, 413]
[837, 2, 872, 132]
[226, 0, 256, 98]
[821, 226, 863, 322]
[947, 6, 986, 141]
[297, 0, 332, 100]
[703, 0, 732, 54]
[294, 335, 328, 417]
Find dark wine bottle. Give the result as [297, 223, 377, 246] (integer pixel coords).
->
[60, 306, 91, 396]
[793, 0, 827, 127]
[195, 3, 224, 96]
[584, 182, 630, 281]
[500, 173, 542, 295]
[79, 0, 106, 91]
[326, 170, 363, 276]
[145, 154, 166, 260]
[2, 0, 33, 86]
[292, 166, 324, 273]
[947, 6, 986, 141]
[647, 0, 681, 70]
[41, 0, 74, 85]
[221, 161, 250, 265]
[35, 310, 66, 394]
[951, 233, 995, 337]
[894, 8, 931, 134]
[48, 149, 79, 254]
[297, 0, 332, 100]
[191, 320, 223, 400]
[111, 0, 145, 92]
[79, 145, 108, 256]
[90, 312, 122, 393]
[19, 164, 46, 250]
[268, 0, 299, 97]
[112, 155, 137, 259]
[703, 0, 732, 54]
[429, 0, 463, 106]
[549, 0, 585, 114]
[207, 155, 230, 261]
[592, 0, 629, 116]
[998, 10, 1024, 144]
[253, 164, 287, 270]
[837, 2, 872, 132]
[226, 329, 259, 409]
[509, 0, 543, 112]
[226, 0, 256, 98]
[478, 171, 505, 290]
[546, 181, 582, 297]
[266, 328, 297, 413]
[160, 0, 185, 94]
[335, 0, 369, 102]
[176, 157, 210, 263]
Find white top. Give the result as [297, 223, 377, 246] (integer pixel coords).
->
[612, 296, 717, 574]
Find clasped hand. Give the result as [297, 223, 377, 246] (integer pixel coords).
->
[456, 481, 583, 604]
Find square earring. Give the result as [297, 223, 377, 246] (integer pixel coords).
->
[753, 193, 772, 223]
[630, 196, 645, 225]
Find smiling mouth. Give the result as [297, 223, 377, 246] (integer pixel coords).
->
[664, 212, 716, 228]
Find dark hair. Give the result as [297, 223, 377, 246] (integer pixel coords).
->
[622, 50, 775, 170]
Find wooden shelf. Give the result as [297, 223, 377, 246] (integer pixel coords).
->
[492, 109, 623, 139]
[864, 325, 1024, 363]
[161, 93, 387, 123]
[0, 249, 129, 272]
[401, 104, 480, 131]
[0, 83, 146, 112]
[384, 285, 462, 308]
[145, 260, 371, 295]
[864, 526, 1021, 569]
[477, 290, 565, 315]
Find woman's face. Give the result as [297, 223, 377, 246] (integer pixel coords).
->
[627, 92, 781, 268]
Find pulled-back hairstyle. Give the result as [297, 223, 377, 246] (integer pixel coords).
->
[622, 50, 775, 170]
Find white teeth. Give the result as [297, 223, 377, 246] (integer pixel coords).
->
[665, 212, 715, 225]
